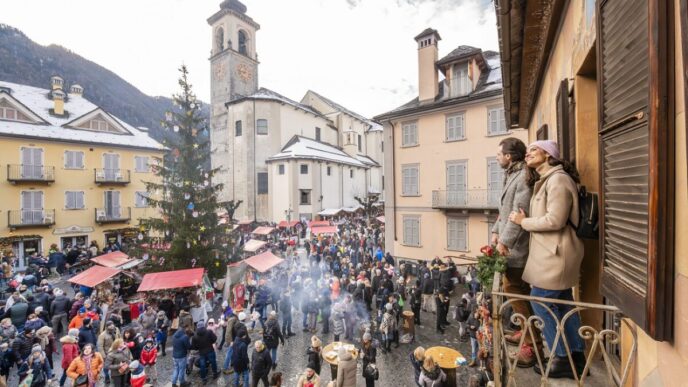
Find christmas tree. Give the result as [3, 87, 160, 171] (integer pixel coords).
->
[139, 65, 229, 277]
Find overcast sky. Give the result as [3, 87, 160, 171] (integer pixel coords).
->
[2, 0, 498, 117]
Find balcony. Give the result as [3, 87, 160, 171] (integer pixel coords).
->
[95, 207, 131, 224]
[7, 164, 55, 184]
[432, 189, 500, 210]
[8, 209, 56, 229]
[94, 169, 130, 185]
[491, 272, 635, 386]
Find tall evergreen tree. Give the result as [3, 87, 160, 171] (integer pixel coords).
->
[139, 65, 228, 277]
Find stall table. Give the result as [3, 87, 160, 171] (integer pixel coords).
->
[425, 346, 463, 387]
[322, 342, 359, 380]
[402, 311, 415, 338]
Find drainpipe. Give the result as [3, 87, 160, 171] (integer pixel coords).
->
[253, 99, 257, 221]
[388, 120, 396, 241]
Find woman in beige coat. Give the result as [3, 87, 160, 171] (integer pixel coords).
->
[508, 140, 585, 380]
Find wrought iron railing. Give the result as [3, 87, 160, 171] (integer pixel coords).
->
[432, 189, 500, 209]
[94, 207, 131, 223]
[94, 168, 130, 184]
[491, 272, 636, 386]
[7, 164, 55, 183]
[8, 209, 56, 228]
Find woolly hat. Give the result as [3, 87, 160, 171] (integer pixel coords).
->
[385, 303, 393, 311]
[68, 328, 79, 338]
[31, 344, 42, 354]
[238, 312, 247, 321]
[53, 288, 63, 296]
[311, 335, 322, 348]
[529, 140, 561, 160]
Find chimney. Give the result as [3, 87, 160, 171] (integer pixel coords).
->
[50, 75, 64, 91]
[70, 84, 83, 96]
[52, 89, 65, 116]
[414, 28, 441, 102]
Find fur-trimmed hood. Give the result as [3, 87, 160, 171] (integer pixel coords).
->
[60, 335, 78, 344]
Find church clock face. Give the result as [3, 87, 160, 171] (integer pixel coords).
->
[236, 63, 253, 81]
[213, 62, 227, 81]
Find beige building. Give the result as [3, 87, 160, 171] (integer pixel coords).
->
[0, 77, 164, 268]
[375, 29, 526, 262]
[207, 0, 383, 222]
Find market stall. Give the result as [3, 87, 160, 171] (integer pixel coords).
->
[242, 239, 268, 256]
[310, 225, 338, 236]
[137, 268, 213, 325]
[277, 220, 300, 229]
[90, 251, 132, 268]
[225, 250, 285, 310]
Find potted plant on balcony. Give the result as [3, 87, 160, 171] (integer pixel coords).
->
[477, 245, 506, 293]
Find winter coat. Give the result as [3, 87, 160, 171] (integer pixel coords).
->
[50, 295, 71, 317]
[130, 364, 146, 387]
[18, 353, 50, 386]
[224, 315, 238, 344]
[0, 324, 16, 343]
[68, 299, 84, 320]
[418, 366, 446, 387]
[361, 344, 377, 372]
[232, 322, 250, 345]
[11, 334, 34, 361]
[409, 352, 423, 386]
[306, 347, 322, 374]
[66, 353, 104, 380]
[331, 310, 346, 336]
[139, 344, 157, 365]
[6, 301, 29, 328]
[178, 311, 194, 331]
[97, 329, 120, 359]
[297, 372, 322, 387]
[466, 315, 480, 339]
[262, 319, 283, 349]
[24, 318, 45, 333]
[172, 329, 191, 359]
[78, 326, 97, 350]
[138, 311, 157, 332]
[421, 278, 434, 295]
[521, 165, 584, 290]
[335, 350, 357, 387]
[379, 312, 396, 335]
[491, 162, 532, 268]
[251, 347, 273, 377]
[230, 339, 250, 373]
[60, 335, 79, 369]
[191, 328, 216, 355]
[104, 348, 132, 377]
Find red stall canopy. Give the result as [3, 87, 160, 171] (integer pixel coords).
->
[311, 225, 338, 235]
[243, 239, 267, 252]
[309, 220, 331, 228]
[277, 220, 300, 228]
[252, 226, 275, 236]
[244, 251, 284, 272]
[91, 251, 131, 268]
[137, 268, 205, 292]
[68, 266, 121, 288]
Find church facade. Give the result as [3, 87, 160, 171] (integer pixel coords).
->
[207, 0, 383, 222]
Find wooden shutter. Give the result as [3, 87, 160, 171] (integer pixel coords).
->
[536, 124, 549, 140]
[556, 80, 576, 162]
[597, 0, 674, 340]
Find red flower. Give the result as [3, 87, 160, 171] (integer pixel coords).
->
[480, 245, 494, 256]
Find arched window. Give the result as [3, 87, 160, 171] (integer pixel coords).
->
[238, 30, 247, 55]
[215, 27, 225, 52]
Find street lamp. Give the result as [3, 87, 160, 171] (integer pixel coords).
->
[284, 207, 294, 234]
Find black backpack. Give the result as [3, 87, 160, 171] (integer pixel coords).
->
[569, 186, 599, 239]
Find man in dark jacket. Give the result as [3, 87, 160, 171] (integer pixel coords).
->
[251, 340, 273, 387]
[279, 291, 294, 337]
[262, 312, 284, 370]
[191, 321, 219, 382]
[50, 289, 70, 336]
[421, 273, 434, 313]
[78, 318, 97, 350]
[410, 280, 422, 326]
[4, 295, 29, 329]
[172, 329, 191, 387]
[11, 329, 34, 363]
[231, 333, 250, 387]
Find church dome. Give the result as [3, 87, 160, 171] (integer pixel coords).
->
[220, 0, 247, 14]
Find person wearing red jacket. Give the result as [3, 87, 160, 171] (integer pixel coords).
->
[139, 338, 158, 383]
[58, 329, 79, 387]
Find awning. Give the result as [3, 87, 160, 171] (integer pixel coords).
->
[91, 251, 131, 268]
[376, 216, 385, 223]
[252, 226, 275, 236]
[341, 206, 363, 213]
[118, 258, 144, 270]
[238, 219, 253, 225]
[137, 268, 205, 292]
[68, 266, 121, 288]
[311, 225, 338, 235]
[309, 220, 331, 228]
[318, 208, 343, 216]
[277, 220, 300, 228]
[243, 239, 267, 252]
[244, 250, 285, 272]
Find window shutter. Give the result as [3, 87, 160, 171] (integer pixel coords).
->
[556, 80, 576, 162]
[65, 151, 72, 168]
[598, 0, 673, 340]
[458, 219, 467, 251]
[77, 192, 84, 209]
[66, 192, 73, 209]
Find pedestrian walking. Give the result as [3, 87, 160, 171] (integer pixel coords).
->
[262, 311, 284, 369]
[77, 318, 97, 351]
[191, 321, 219, 383]
[66, 343, 104, 387]
[467, 308, 480, 367]
[379, 304, 396, 353]
[104, 339, 132, 387]
[97, 321, 120, 384]
[251, 340, 272, 387]
[409, 346, 425, 387]
[306, 335, 322, 375]
[418, 355, 446, 387]
[18, 345, 52, 387]
[154, 310, 170, 356]
[139, 337, 158, 383]
[335, 347, 356, 387]
[128, 360, 146, 387]
[231, 332, 250, 387]
[360, 332, 377, 387]
[279, 291, 294, 337]
[58, 329, 79, 386]
[171, 328, 191, 387]
[49, 289, 70, 336]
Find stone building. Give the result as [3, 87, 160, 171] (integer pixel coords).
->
[207, 0, 383, 222]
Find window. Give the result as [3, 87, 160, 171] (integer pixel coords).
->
[358, 134, 362, 151]
[134, 156, 149, 173]
[326, 166, 331, 176]
[134, 191, 148, 208]
[401, 164, 419, 196]
[238, 30, 248, 55]
[278, 164, 285, 175]
[300, 164, 308, 175]
[64, 151, 84, 169]
[487, 158, 504, 206]
[257, 119, 268, 135]
[446, 113, 465, 141]
[350, 169, 354, 178]
[452, 63, 470, 97]
[0, 103, 20, 121]
[488, 107, 507, 135]
[299, 189, 311, 205]
[257, 172, 268, 194]
[215, 27, 225, 52]
[556, 79, 576, 163]
[402, 216, 420, 246]
[235, 120, 242, 136]
[65, 191, 85, 210]
[447, 218, 468, 251]
[401, 122, 418, 147]
[315, 127, 321, 141]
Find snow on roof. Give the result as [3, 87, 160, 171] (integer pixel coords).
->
[367, 121, 383, 132]
[354, 154, 380, 167]
[267, 135, 369, 168]
[0, 80, 164, 151]
[305, 90, 377, 128]
[229, 87, 330, 122]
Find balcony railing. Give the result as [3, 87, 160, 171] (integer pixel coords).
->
[8, 209, 56, 228]
[7, 164, 55, 183]
[94, 169, 130, 184]
[432, 189, 500, 210]
[95, 207, 131, 223]
[491, 272, 636, 386]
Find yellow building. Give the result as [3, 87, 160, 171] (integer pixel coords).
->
[496, 0, 687, 384]
[375, 29, 527, 263]
[0, 76, 164, 268]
